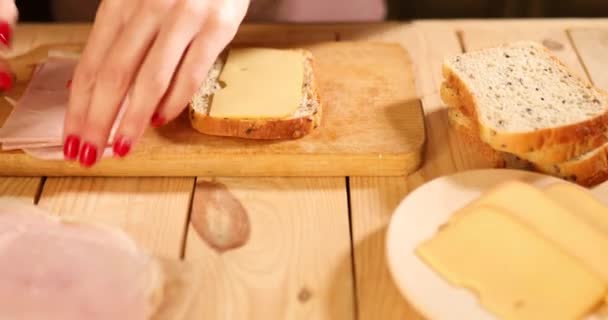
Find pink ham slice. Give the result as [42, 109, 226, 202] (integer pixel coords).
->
[0, 55, 124, 159]
[0, 58, 74, 144]
[0, 200, 163, 320]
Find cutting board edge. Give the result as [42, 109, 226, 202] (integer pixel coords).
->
[0, 150, 424, 177]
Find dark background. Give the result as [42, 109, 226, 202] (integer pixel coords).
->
[16, 0, 608, 22]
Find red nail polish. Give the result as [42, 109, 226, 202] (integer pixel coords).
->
[79, 142, 98, 167]
[112, 136, 131, 158]
[0, 72, 13, 92]
[63, 135, 81, 160]
[0, 21, 10, 46]
[66, 79, 72, 89]
[151, 112, 165, 128]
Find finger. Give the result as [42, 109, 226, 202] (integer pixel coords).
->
[62, 0, 130, 160]
[0, 59, 13, 92]
[154, 1, 247, 125]
[112, 0, 209, 157]
[0, 0, 18, 47]
[77, 1, 172, 167]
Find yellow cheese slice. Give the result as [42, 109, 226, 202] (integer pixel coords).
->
[417, 205, 606, 320]
[544, 183, 608, 234]
[449, 181, 608, 283]
[209, 48, 304, 119]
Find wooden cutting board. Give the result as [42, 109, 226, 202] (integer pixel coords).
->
[0, 41, 425, 177]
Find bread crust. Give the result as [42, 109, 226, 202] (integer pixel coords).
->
[448, 106, 608, 187]
[447, 107, 506, 168]
[442, 60, 608, 156]
[190, 111, 320, 140]
[535, 144, 608, 187]
[189, 49, 321, 140]
[441, 80, 608, 165]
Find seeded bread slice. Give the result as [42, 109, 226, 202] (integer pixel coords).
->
[442, 41, 608, 159]
[441, 81, 608, 164]
[449, 107, 608, 187]
[534, 142, 608, 187]
[447, 107, 532, 170]
[189, 49, 321, 140]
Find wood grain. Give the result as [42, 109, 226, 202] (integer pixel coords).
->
[0, 177, 41, 203]
[457, 24, 588, 78]
[349, 177, 423, 320]
[569, 28, 608, 89]
[338, 23, 470, 320]
[184, 177, 354, 320]
[37, 177, 194, 258]
[0, 39, 424, 178]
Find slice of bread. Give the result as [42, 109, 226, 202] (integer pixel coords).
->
[442, 82, 608, 165]
[447, 107, 532, 170]
[442, 41, 608, 160]
[189, 49, 321, 140]
[448, 107, 608, 187]
[534, 142, 608, 187]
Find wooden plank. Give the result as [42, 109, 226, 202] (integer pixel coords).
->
[569, 28, 608, 89]
[37, 177, 194, 258]
[415, 19, 608, 31]
[337, 23, 467, 320]
[184, 177, 354, 320]
[457, 25, 588, 79]
[0, 177, 40, 203]
[348, 177, 423, 320]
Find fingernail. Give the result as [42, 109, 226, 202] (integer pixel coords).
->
[0, 72, 13, 92]
[112, 136, 131, 158]
[66, 79, 72, 89]
[79, 142, 98, 167]
[0, 21, 11, 47]
[63, 134, 81, 160]
[151, 112, 165, 128]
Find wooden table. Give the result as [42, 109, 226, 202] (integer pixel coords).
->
[2, 19, 608, 319]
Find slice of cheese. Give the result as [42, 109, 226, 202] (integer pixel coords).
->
[417, 205, 606, 320]
[209, 48, 304, 119]
[449, 181, 608, 283]
[544, 183, 608, 234]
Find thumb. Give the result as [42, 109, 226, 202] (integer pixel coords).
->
[0, 0, 18, 46]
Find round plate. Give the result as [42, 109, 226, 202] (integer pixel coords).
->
[385, 169, 567, 320]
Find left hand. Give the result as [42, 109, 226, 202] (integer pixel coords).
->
[63, 0, 250, 166]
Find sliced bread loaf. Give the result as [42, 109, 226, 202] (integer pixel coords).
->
[449, 107, 608, 187]
[442, 41, 608, 160]
[534, 142, 608, 187]
[189, 49, 321, 140]
[441, 81, 608, 164]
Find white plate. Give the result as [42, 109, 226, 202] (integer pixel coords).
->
[385, 169, 608, 320]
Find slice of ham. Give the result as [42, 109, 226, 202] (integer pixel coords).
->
[0, 55, 125, 159]
[0, 200, 163, 320]
[0, 58, 73, 144]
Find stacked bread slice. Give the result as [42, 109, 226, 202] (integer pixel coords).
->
[441, 41, 608, 186]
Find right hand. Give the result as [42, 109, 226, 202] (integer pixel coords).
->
[0, 0, 17, 92]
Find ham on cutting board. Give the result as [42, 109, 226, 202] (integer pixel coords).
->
[0, 54, 121, 158]
[0, 200, 164, 320]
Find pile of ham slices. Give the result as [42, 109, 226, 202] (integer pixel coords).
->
[0, 200, 164, 320]
[0, 53, 121, 160]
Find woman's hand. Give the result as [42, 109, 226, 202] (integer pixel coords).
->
[63, 0, 250, 166]
[0, 0, 17, 92]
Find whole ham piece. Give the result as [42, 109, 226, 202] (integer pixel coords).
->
[0, 200, 164, 320]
